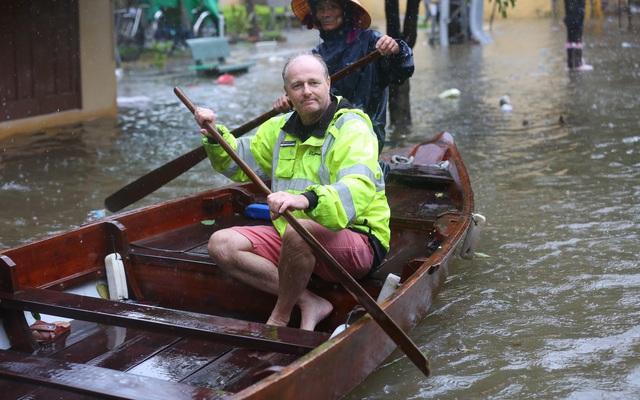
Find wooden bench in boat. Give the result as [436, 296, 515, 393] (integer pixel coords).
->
[0, 250, 328, 354]
[0, 285, 328, 355]
[186, 37, 256, 76]
[0, 348, 227, 400]
[387, 163, 454, 189]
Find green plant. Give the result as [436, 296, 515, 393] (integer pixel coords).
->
[149, 41, 173, 69]
[223, 6, 249, 37]
[489, 0, 517, 18]
[222, 5, 287, 38]
[263, 30, 283, 41]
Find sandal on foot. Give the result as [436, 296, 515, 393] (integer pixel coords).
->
[30, 320, 71, 343]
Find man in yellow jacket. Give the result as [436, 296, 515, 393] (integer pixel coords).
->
[194, 52, 390, 331]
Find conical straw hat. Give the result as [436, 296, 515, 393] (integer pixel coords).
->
[291, 0, 371, 30]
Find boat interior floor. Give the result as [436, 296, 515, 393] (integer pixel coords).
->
[0, 318, 302, 399]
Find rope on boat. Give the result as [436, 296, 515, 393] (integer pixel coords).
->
[437, 160, 450, 169]
[390, 156, 451, 173]
[391, 155, 414, 164]
[329, 305, 365, 339]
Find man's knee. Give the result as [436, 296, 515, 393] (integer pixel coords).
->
[208, 229, 241, 264]
[282, 222, 314, 256]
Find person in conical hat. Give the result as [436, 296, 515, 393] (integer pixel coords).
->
[274, 0, 414, 153]
[291, 0, 371, 31]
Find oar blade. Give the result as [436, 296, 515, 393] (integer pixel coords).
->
[104, 146, 207, 212]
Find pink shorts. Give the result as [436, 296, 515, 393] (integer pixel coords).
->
[231, 222, 374, 282]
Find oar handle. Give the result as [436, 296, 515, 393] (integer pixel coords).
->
[331, 49, 381, 82]
[175, 86, 430, 377]
[176, 88, 273, 196]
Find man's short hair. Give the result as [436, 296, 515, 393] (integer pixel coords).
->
[282, 52, 330, 84]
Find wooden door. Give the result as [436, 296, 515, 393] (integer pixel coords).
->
[0, 0, 81, 121]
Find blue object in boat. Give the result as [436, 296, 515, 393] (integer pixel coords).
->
[245, 203, 271, 220]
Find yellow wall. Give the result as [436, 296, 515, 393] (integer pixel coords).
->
[0, 0, 117, 140]
[79, 0, 118, 119]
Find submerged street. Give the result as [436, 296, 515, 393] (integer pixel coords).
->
[1, 15, 639, 399]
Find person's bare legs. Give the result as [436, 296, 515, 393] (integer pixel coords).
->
[270, 221, 333, 331]
[208, 229, 280, 294]
[208, 225, 332, 330]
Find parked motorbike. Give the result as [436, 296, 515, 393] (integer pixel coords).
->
[114, 0, 221, 62]
[148, 0, 221, 50]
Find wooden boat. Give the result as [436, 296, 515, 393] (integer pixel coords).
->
[0, 131, 477, 399]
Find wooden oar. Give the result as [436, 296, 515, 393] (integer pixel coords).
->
[174, 87, 431, 377]
[104, 50, 382, 212]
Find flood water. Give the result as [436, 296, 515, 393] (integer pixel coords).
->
[1, 17, 639, 399]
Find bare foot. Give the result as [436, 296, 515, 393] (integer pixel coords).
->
[298, 293, 333, 331]
[266, 313, 289, 327]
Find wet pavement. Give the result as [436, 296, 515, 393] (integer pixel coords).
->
[1, 15, 640, 399]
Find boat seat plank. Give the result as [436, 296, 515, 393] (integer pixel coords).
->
[0, 349, 227, 400]
[1, 321, 113, 399]
[388, 163, 454, 189]
[3, 324, 238, 399]
[0, 287, 329, 355]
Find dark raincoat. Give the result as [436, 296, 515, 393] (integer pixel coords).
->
[313, 23, 414, 151]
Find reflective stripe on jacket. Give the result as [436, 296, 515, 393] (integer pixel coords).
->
[202, 105, 390, 251]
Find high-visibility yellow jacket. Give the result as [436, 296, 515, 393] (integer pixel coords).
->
[202, 104, 390, 252]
